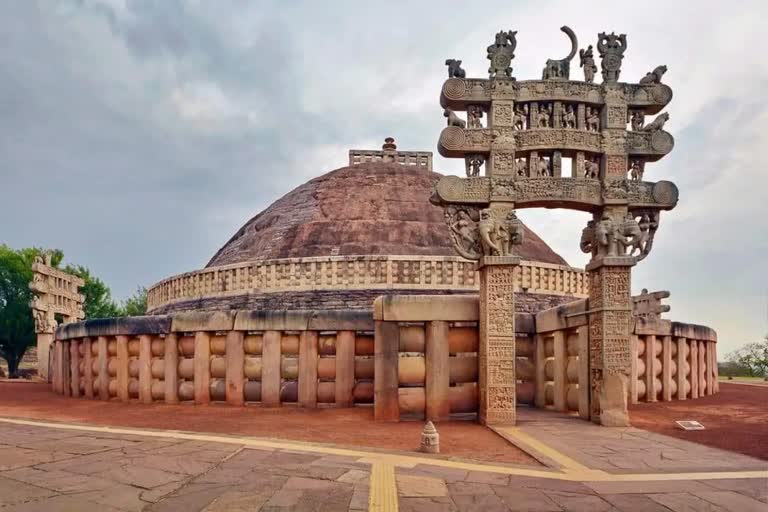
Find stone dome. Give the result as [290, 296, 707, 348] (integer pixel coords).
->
[207, 162, 567, 267]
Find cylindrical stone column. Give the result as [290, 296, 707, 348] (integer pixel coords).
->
[425, 320, 450, 422]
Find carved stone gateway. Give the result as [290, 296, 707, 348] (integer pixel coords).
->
[29, 253, 85, 381]
[433, 26, 677, 426]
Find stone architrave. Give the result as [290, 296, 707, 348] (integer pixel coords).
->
[478, 255, 519, 425]
[433, 25, 678, 427]
[29, 253, 85, 381]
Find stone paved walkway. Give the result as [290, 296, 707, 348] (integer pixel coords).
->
[0, 416, 765, 511]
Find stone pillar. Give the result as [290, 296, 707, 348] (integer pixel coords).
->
[676, 337, 686, 400]
[336, 331, 355, 407]
[425, 320, 450, 422]
[116, 335, 129, 402]
[629, 335, 638, 404]
[164, 333, 179, 404]
[574, 151, 585, 179]
[194, 332, 211, 405]
[298, 331, 318, 408]
[97, 336, 109, 400]
[261, 330, 281, 407]
[374, 321, 400, 422]
[534, 334, 546, 409]
[553, 330, 567, 412]
[577, 325, 590, 419]
[645, 335, 657, 403]
[138, 335, 152, 404]
[690, 340, 699, 399]
[661, 336, 672, 401]
[586, 259, 634, 426]
[226, 331, 245, 406]
[83, 338, 94, 399]
[61, 341, 71, 397]
[70, 340, 80, 398]
[477, 256, 519, 425]
[37, 333, 54, 382]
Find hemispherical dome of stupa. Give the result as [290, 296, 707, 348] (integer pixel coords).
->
[207, 163, 567, 267]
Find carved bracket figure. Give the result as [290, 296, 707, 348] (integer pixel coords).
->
[642, 112, 669, 132]
[542, 26, 578, 80]
[444, 108, 466, 128]
[445, 58, 466, 78]
[445, 206, 524, 259]
[487, 30, 518, 78]
[580, 210, 659, 261]
[639, 65, 667, 85]
[597, 32, 627, 83]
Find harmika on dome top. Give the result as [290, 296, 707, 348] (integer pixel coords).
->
[207, 153, 567, 268]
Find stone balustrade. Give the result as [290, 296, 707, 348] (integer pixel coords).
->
[373, 295, 718, 422]
[52, 292, 715, 421]
[146, 256, 589, 313]
[52, 311, 376, 408]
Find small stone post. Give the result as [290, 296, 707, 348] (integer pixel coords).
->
[420, 421, 440, 454]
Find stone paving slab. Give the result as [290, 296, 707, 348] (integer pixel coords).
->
[0, 418, 765, 511]
[510, 409, 768, 473]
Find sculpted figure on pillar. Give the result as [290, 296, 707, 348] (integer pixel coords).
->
[584, 157, 599, 179]
[629, 159, 644, 181]
[512, 104, 527, 130]
[465, 154, 485, 177]
[629, 110, 644, 131]
[515, 157, 527, 177]
[487, 30, 518, 78]
[467, 105, 484, 129]
[561, 104, 576, 128]
[579, 45, 598, 83]
[586, 107, 600, 131]
[536, 103, 552, 128]
[597, 32, 627, 83]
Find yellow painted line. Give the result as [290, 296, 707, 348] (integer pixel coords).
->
[369, 462, 398, 512]
[494, 426, 591, 472]
[0, 417, 765, 483]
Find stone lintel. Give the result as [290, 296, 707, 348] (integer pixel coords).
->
[55, 316, 171, 340]
[171, 311, 236, 333]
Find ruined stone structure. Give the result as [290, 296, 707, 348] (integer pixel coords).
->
[29, 253, 84, 381]
[432, 26, 676, 426]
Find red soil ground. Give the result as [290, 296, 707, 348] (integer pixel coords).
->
[630, 382, 768, 461]
[0, 381, 537, 466]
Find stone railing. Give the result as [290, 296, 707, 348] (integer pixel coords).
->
[53, 291, 713, 422]
[146, 256, 589, 313]
[372, 294, 718, 422]
[52, 311, 376, 408]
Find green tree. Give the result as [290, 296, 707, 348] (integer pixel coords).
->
[122, 287, 147, 317]
[726, 337, 768, 378]
[0, 245, 36, 376]
[64, 265, 122, 319]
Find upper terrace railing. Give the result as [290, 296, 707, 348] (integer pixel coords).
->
[146, 256, 589, 312]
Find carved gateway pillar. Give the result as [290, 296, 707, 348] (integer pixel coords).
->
[436, 25, 678, 426]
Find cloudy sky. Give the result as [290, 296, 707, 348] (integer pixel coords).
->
[1, 0, 766, 355]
